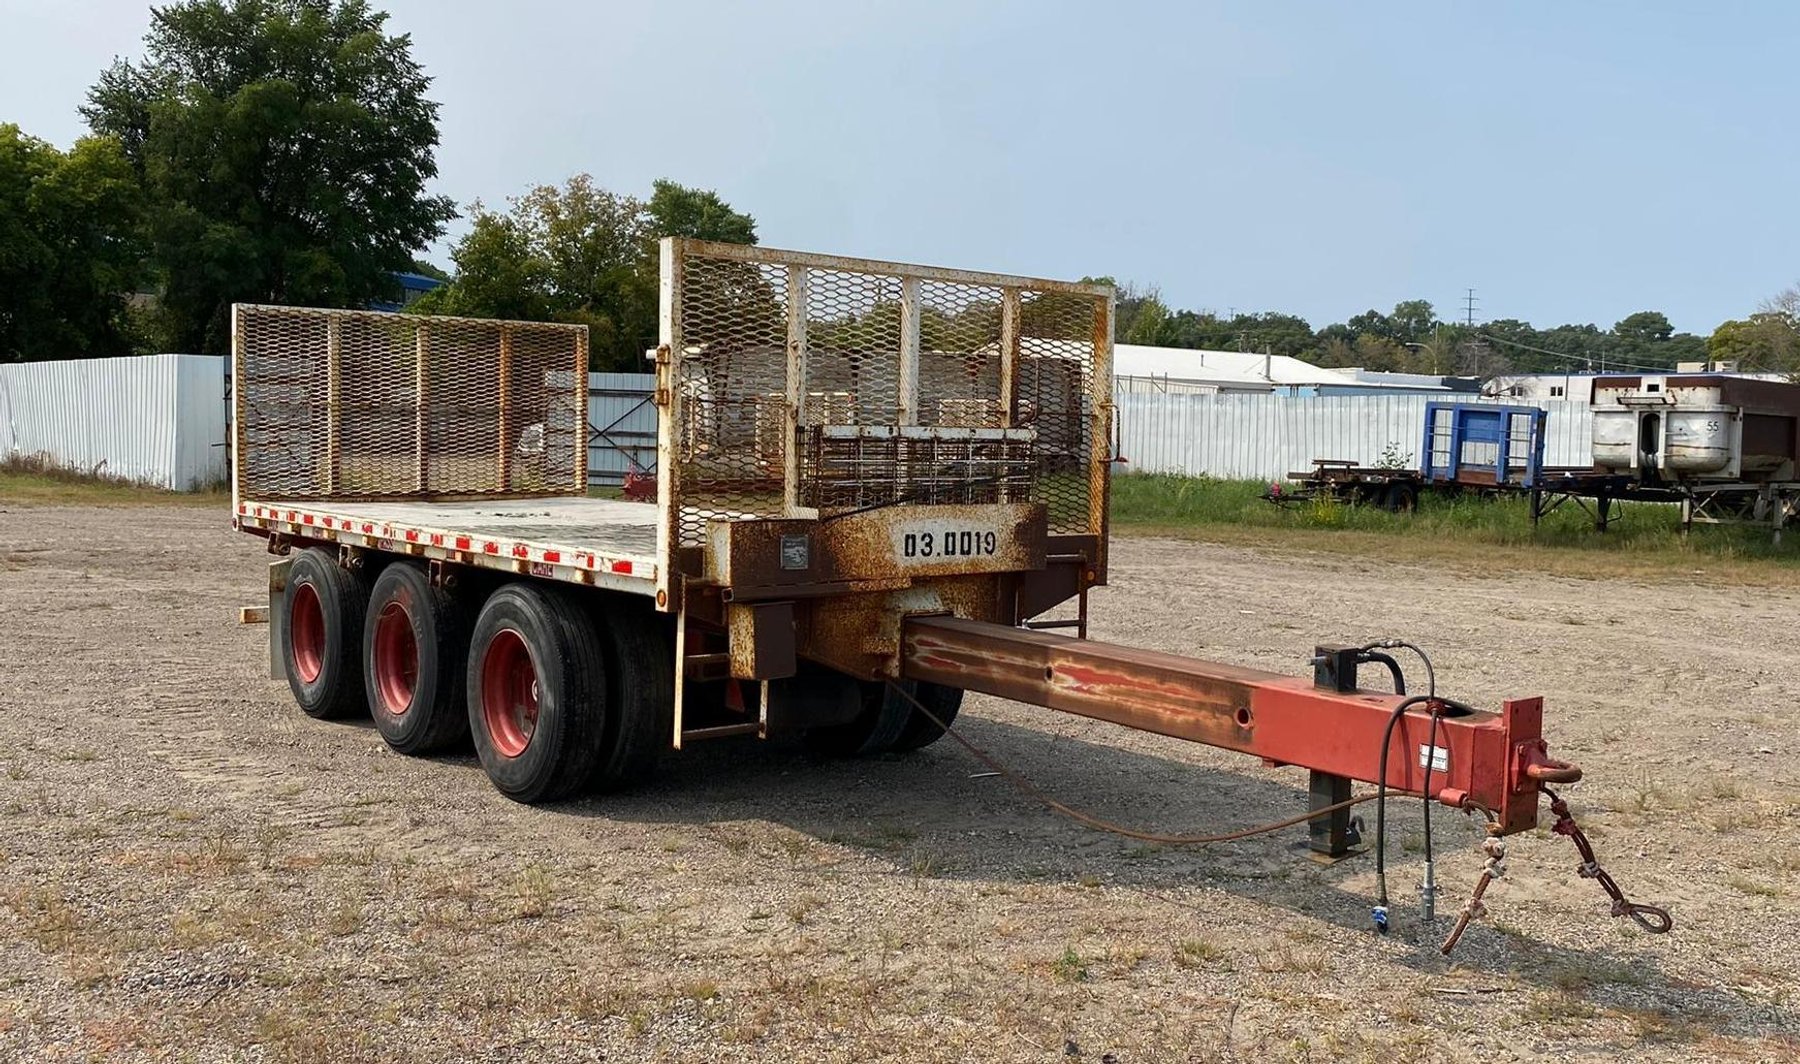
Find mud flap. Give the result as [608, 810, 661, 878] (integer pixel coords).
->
[268, 556, 292, 682]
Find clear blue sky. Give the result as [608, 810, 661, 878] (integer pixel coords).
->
[4, 1, 1795, 335]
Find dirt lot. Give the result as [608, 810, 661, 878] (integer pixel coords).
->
[1, 501, 1796, 1063]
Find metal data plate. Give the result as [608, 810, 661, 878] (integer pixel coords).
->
[823, 502, 1046, 579]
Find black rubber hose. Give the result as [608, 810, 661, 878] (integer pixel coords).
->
[1422, 705, 1444, 881]
[1375, 695, 1433, 914]
[1359, 651, 1406, 695]
[1374, 693, 1478, 918]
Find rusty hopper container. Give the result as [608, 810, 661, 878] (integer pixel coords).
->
[1591, 375, 1800, 483]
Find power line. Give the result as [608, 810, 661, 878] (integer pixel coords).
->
[1476, 332, 1682, 375]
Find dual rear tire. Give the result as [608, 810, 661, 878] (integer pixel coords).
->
[465, 583, 675, 803]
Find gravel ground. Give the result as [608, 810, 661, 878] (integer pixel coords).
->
[1, 501, 1796, 1063]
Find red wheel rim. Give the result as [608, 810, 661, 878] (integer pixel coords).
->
[480, 629, 539, 757]
[372, 601, 419, 716]
[291, 582, 325, 685]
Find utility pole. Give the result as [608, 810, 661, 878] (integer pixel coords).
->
[1463, 288, 1479, 328]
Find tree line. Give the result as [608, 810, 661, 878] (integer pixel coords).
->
[3, 0, 1796, 379]
[0, 0, 756, 371]
[1110, 286, 1793, 379]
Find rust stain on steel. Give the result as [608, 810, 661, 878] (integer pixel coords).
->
[800, 575, 1009, 680]
[703, 504, 1047, 592]
[901, 616, 1254, 747]
[900, 616, 1558, 834]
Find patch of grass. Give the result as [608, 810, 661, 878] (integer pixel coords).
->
[1051, 946, 1089, 983]
[787, 894, 824, 926]
[512, 864, 555, 919]
[1258, 944, 1328, 974]
[0, 453, 225, 507]
[1109, 473, 1800, 585]
[1726, 875, 1784, 898]
[328, 893, 367, 936]
[1173, 937, 1228, 969]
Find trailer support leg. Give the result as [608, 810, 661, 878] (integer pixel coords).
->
[1306, 769, 1357, 861]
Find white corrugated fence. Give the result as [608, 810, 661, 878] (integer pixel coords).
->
[0, 354, 229, 490]
[1115, 391, 1595, 481]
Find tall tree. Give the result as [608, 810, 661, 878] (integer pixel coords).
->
[416, 176, 759, 371]
[0, 126, 146, 361]
[83, 0, 456, 353]
[645, 179, 757, 244]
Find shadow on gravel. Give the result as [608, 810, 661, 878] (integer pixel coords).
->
[537, 711, 1769, 1042]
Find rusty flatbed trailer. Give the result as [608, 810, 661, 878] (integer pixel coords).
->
[233, 240, 1666, 944]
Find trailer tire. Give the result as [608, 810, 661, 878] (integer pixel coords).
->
[363, 562, 471, 755]
[467, 584, 608, 804]
[590, 597, 674, 791]
[890, 681, 964, 752]
[281, 547, 370, 720]
[1383, 482, 1419, 513]
[804, 676, 913, 758]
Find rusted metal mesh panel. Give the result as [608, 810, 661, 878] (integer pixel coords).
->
[669, 257, 791, 541]
[918, 280, 1004, 428]
[667, 243, 1108, 549]
[1016, 291, 1100, 533]
[800, 432, 1036, 510]
[235, 305, 587, 500]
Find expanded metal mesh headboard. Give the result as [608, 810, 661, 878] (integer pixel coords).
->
[232, 305, 589, 501]
[656, 239, 1114, 596]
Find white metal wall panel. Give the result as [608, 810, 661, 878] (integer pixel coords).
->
[173, 355, 228, 489]
[587, 372, 657, 486]
[1115, 390, 1594, 481]
[0, 353, 228, 490]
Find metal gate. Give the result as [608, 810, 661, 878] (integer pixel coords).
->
[653, 238, 1114, 608]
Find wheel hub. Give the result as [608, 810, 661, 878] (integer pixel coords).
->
[481, 628, 539, 757]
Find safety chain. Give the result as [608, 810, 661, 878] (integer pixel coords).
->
[1440, 831, 1506, 955]
[1542, 785, 1674, 934]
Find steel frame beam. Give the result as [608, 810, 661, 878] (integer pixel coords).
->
[900, 617, 1574, 835]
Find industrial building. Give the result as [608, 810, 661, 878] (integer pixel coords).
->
[1113, 344, 1479, 397]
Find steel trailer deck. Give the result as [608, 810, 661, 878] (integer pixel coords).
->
[235, 496, 661, 594]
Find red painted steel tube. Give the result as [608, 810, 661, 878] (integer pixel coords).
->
[900, 616, 1574, 835]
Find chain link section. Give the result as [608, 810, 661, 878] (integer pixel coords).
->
[1542, 785, 1674, 934]
[1441, 787, 1673, 955]
[1440, 832, 1506, 955]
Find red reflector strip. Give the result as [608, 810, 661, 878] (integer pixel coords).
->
[455, 537, 471, 551]
[511, 545, 529, 558]
[430, 534, 444, 547]
[610, 560, 632, 574]
[483, 542, 499, 554]
[543, 550, 561, 563]
[404, 531, 419, 542]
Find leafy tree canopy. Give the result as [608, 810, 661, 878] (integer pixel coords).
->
[0, 125, 146, 361]
[413, 175, 757, 371]
[84, 0, 455, 354]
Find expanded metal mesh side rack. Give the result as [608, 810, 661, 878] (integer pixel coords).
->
[232, 304, 589, 503]
[653, 238, 1114, 607]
